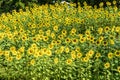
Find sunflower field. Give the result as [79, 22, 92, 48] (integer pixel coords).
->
[0, 1, 120, 80]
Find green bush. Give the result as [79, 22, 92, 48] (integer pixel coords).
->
[0, 0, 38, 14]
[0, 0, 119, 14]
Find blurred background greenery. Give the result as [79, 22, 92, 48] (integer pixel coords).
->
[0, 0, 119, 14]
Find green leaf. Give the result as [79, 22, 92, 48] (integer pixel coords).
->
[0, 1, 3, 7]
[18, 2, 25, 9]
[6, 0, 13, 4]
[15, 1, 25, 9]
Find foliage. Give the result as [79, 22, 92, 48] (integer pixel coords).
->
[0, 0, 38, 14]
[0, 0, 120, 14]
[0, 1, 120, 80]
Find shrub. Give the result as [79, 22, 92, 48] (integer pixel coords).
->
[0, 0, 120, 14]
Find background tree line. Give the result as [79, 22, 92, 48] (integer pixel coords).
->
[0, 0, 119, 14]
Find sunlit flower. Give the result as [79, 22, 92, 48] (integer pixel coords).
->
[46, 29, 51, 36]
[31, 43, 37, 48]
[0, 33, 4, 40]
[72, 38, 78, 44]
[106, 1, 111, 6]
[43, 36, 49, 42]
[85, 30, 91, 36]
[10, 46, 16, 52]
[77, 52, 82, 58]
[109, 39, 114, 45]
[95, 52, 101, 58]
[99, 2, 104, 7]
[12, 51, 17, 55]
[99, 36, 104, 41]
[66, 59, 72, 65]
[103, 41, 108, 46]
[113, 0, 116, 5]
[27, 48, 34, 55]
[46, 49, 52, 56]
[58, 34, 64, 40]
[97, 27, 103, 34]
[86, 49, 94, 58]
[86, 35, 91, 41]
[82, 57, 89, 62]
[54, 58, 59, 64]
[38, 50, 43, 57]
[16, 54, 22, 60]
[108, 52, 113, 59]
[4, 51, 10, 57]
[90, 36, 95, 42]
[51, 32, 56, 39]
[96, 40, 101, 46]
[18, 46, 25, 53]
[70, 28, 76, 35]
[33, 51, 39, 58]
[48, 44, 54, 49]
[42, 48, 47, 55]
[59, 46, 64, 53]
[117, 66, 120, 73]
[38, 34, 43, 40]
[71, 51, 76, 59]
[30, 59, 35, 65]
[65, 38, 71, 43]
[78, 34, 83, 38]
[75, 47, 80, 52]
[115, 50, 120, 57]
[104, 26, 110, 33]
[39, 29, 44, 35]
[22, 35, 28, 41]
[65, 47, 70, 53]
[80, 37, 86, 43]
[62, 29, 67, 35]
[53, 25, 58, 32]
[32, 37, 38, 42]
[104, 62, 110, 69]
[0, 50, 3, 56]
[115, 26, 120, 33]
[6, 56, 13, 62]
[56, 40, 61, 45]
[7, 33, 13, 40]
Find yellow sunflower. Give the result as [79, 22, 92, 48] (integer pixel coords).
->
[104, 62, 110, 69]
[117, 66, 120, 73]
[108, 52, 113, 59]
[77, 52, 82, 58]
[65, 47, 70, 53]
[30, 59, 35, 65]
[54, 58, 59, 64]
[66, 59, 72, 65]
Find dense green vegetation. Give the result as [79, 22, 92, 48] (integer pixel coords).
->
[0, 0, 120, 14]
[0, 1, 120, 79]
